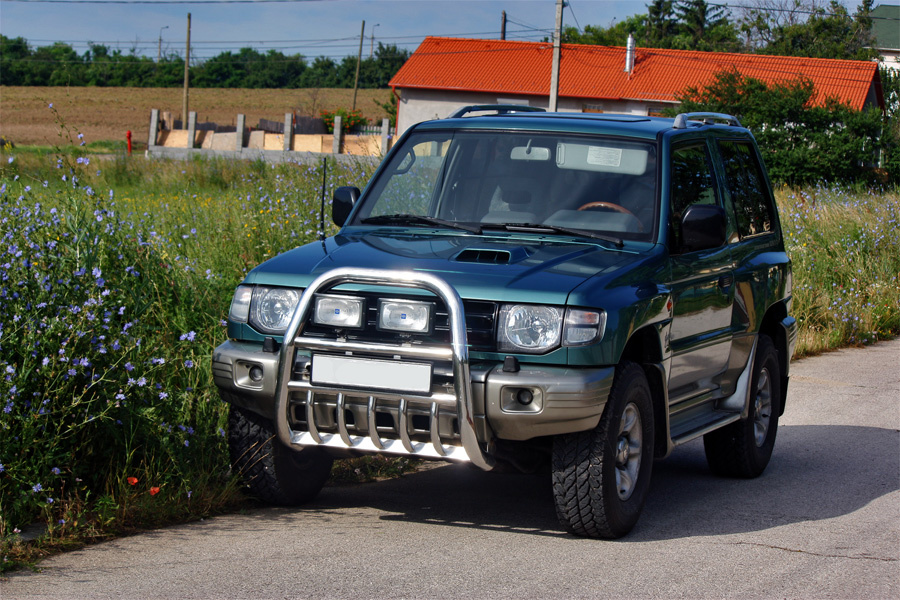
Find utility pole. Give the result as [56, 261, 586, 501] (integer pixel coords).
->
[182, 13, 191, 128]
[549, 0, 563, 112]
[370, 23, 380, 58]
[352, 20, 365, 111]
[157, 25, 168, 63]
[501, 10, 506, 40]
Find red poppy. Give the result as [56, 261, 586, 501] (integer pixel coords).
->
[149, 486, 160, 496]
[127, 477, 138, 486]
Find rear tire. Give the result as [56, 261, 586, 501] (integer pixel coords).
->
[552, 361, 655, 538]
[228, 407, 333, 505]
[704, 335, 781, 478]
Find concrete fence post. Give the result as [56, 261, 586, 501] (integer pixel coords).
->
[236, 114, 245, 151]
[149, 109, 159, 147]
[332, 116, 342, 155]
[381, 118, 391, 155]
[283, 112, 293, 152]
[187, 112, 197, 149]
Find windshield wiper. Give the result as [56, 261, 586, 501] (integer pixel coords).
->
[361, 214, 482, 234]
[481, 222, 624, 248]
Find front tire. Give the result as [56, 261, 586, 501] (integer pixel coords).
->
[552, 361, 655, 538]
[228, 407, 333, 505]
[703, 334, 781, 478]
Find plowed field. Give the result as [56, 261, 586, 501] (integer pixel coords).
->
[0, 86, 392, 147]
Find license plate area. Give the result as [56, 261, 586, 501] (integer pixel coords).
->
[311, 354, 433, 394]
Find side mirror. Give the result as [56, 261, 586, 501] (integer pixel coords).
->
[332, 186, 360, 227]
[680, 204, 726, 253]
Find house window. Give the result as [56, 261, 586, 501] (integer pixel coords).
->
[647, 106, 667, 117]
[583, 104, 604, 113]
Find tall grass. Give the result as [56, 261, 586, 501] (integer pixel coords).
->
[0, 140, 897, 571]
[777, 186, 900, 355]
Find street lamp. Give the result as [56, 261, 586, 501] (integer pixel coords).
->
[370, 23, 380, 57]
[157, 25, 169, 63]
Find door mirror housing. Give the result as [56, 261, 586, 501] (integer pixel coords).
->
[333, 186, 360, 227]
[680, 204, 726, 253]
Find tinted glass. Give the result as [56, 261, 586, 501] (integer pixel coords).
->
[354, 130, 659, 242]
[718, 140, 774, 237]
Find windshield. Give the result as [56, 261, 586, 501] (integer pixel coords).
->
[352, 130, 659, 242]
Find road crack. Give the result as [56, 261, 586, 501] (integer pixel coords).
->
[734, 541, 897, 562]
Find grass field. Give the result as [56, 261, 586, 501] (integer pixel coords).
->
[0, 141, 898, 571]
[0, 86, 393, 148]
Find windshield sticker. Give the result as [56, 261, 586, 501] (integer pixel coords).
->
[587, 146, 623, 167]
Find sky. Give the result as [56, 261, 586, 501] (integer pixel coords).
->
[0, 0, 685, 61]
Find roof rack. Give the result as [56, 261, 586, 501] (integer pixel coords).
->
[447, 104, 546, 119]
[673, 112, 742, 129]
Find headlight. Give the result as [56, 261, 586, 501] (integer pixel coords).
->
[498, 305, 563, 353]
[378, 299, 432, 334]
[249, 286, 301, 334]
[229, 285, 253, 323]
[313, 294, 365, 329]
[563, 309, 606, 346]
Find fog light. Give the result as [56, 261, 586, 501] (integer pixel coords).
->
[516, 388, 534, 405]
[249, 366, 264, 382]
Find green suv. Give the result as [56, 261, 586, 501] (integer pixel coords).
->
[213, 108, 797, 538]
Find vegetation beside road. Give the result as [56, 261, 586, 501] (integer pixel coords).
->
[1, 126, 898, 571]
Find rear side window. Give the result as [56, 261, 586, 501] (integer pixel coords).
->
[718, 140, 775, 237]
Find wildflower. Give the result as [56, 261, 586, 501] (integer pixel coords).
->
[49, 102, 53, 108]
[59, 519, 65, 525]
[125, 362, 134, 372]
[180, 331, 197, 342]
[184, 360, 194, 368]
[127, 476, 138, 485]
[187, 490, 192, 499]
[51, 467, 61, 475]
[0, 464, 4, 472]
[46, 497, 54, 504]
[149, 487, 160, 496]
[32, 483, 43, 493]
[159, 392, 168, 400]
[7, 156, 13, 164]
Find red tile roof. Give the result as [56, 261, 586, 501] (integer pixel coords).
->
[390, 37, 882, 111]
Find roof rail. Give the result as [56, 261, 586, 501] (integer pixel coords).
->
[673, 112, 742, 129]
[447, 104, 546, 119]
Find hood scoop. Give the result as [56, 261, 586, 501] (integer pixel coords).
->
[453, 247, 529, 265]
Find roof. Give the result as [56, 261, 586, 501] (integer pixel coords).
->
[872, 4, 900, 51]
[390, 37, 883, 111]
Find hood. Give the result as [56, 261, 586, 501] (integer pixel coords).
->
[244, 227, 639, 305]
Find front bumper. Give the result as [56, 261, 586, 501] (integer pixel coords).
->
[214, 268, 613, 470]
[213, 338, 613, 443]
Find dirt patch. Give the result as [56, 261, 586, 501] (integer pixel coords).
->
[0, 86, 393, 146]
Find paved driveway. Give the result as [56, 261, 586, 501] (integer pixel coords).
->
[4, 340, 898, 599]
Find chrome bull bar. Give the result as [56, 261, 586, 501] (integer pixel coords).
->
[273, 267, 495, 471]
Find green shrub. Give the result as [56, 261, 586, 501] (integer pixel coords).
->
[320, 108, 368, 133]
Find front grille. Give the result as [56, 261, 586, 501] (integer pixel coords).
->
[302, 292, 498, 351]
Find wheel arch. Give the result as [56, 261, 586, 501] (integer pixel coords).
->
[758, 301, 790, 416]
[620, 325, 669, 459]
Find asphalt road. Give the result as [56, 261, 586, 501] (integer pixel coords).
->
[4, 339, 899, 599]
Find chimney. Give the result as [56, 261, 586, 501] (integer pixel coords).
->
[625, 33, 635, 74]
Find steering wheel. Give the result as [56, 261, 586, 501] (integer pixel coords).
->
[577, 201, 636, 217]
[575, 201, 644, 232]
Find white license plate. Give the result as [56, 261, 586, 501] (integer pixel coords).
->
[311, 355, 432, 394]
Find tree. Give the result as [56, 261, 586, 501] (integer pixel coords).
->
[646, 0, 679, 47]
[758, 0, 878, 60]
[675, 68, 887, 185]
[672, 0, 741, 51]
[561, 15, 648, 46]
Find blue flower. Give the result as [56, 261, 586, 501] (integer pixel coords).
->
[184, 360, 194, 368]
[51, 467, 61, 475]
[159, 392, 168, 399]
[32, 483, 43, 493]
[179, 331, 196, 342]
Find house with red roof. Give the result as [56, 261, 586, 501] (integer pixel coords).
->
[389, 37, 884, 136]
